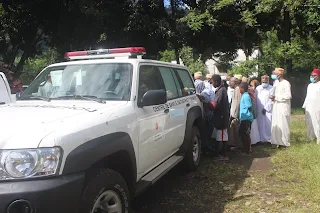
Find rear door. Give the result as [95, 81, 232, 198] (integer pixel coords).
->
[157, 66, 187, 152]
[174, 68, 200, 122]
[0, 72, 12, 104]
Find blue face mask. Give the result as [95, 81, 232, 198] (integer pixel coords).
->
[310, 77, 316, 83]
[262, 83, 269, 88]
[226, 81, 230, 85]
[271, 74, 278, 80]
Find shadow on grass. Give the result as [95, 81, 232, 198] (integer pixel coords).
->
[132, 143, 273, 213]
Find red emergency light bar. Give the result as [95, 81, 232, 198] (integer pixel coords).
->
[64, 47, 146, 60]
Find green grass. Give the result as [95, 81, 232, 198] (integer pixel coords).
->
[134, 112, 320, 213]
[271, 118, 320, 204]
[223, 116, 320, 212]
[291, 108, 304, 115]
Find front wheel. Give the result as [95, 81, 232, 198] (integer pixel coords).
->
[80, 169, 130, 213]
[181, 126, 201, 172]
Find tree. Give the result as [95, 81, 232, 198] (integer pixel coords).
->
[0, 2, 47, 77]
[179, 0, 273, 61]
[20, 48, 60, 84]
[254, 0, 320, 73]
[160, 46, 207, 73]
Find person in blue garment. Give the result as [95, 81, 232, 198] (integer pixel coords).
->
[194, 72, 206, 94]
[239, 82, 254, 155]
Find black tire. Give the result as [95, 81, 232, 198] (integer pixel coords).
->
[181, 126, 201, 172]
[80, 169, 130, 213]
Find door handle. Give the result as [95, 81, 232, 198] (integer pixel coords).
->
[164, 109, 169, 113]
[186, 103, 190, 107]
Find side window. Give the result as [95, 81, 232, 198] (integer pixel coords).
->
[170, 68, 183, 97]
[158, 67, 180, 100]
[176, 69, 196, 96]
[138, 65, 165, 102]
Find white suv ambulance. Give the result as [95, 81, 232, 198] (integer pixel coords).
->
[0, 47, 204, 213]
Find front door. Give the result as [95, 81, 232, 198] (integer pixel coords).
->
[135, 65, 168, 175]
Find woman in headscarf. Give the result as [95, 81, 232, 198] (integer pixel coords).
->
[249, 79, 261, 145]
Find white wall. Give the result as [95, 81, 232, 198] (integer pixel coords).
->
[171, 48, 260, 76]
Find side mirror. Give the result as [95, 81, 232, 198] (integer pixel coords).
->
[139, 89, 167, 107]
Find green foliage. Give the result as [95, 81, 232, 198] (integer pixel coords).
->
[256, 29, 320, 75]
[2, 0, 320, 81]
[159, 46, 207, 74]
[228, 59, 259, 77]
[179, 46, 207, 74]
[159, 50, 176, 62]
[180, 10, 216, 31]
[20, 49, 60, 84]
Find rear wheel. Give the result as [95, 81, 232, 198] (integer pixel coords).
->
[181, 126, 201, 172]
[80, 169, 130, 213]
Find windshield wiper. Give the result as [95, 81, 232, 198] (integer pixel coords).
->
[20, 95, 51, 102]
[50, 95, 106, 103]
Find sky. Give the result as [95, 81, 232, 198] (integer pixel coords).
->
[164, 0, 170, 7]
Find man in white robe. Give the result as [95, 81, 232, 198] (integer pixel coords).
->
[302, 68, 320, 144]
[270, 68, 292, 147]
[256, 75, 273, 143]
[227, 77, 236, 107]
[38, 73, 54, 98]
[228, 75, 243, 149]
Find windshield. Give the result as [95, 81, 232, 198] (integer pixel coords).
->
[19, 63, 133, 101]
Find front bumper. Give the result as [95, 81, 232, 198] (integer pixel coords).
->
[0, 173, 85, 213]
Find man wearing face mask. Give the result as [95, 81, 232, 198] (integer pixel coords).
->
[270, 70, 279, 97]
[302, 68, 320, 144]
[256, 75, 273, 143]
[225, 74, 232, 89]
[270, 68, 292, 147]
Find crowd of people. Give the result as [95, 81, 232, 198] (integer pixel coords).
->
[193, 67, 320, 161]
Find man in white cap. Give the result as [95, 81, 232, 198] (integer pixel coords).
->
[194, 72, 206, 94]
[204, 73, 212, 89]
[303, 68, 320, 144]
[270, 68, 291, 147]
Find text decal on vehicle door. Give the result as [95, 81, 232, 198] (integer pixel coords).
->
[152, 97, 190, 112]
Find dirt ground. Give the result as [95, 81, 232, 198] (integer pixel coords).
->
[132, 143, 274, 213]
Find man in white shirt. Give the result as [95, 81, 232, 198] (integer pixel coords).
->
[303, 68, 320, 144]
[256, 75, 273, 143]
[270, 68, 292, 147]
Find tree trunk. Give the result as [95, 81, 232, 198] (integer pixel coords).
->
[241, 24, 250, 60]
[284, 6, 292, 74]
[170, 0, 180, 64]
[188, 0, 197, 9]
[14, 51, 28, 78]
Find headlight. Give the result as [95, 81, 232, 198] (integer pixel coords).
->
[0, 147, 62, 180]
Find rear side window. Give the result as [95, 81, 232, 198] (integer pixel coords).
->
[176, 69, 196, 96]
[158, 66, 180, 100]
[138, 65, 165, 102]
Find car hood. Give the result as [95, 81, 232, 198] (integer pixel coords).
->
[0, 100, 127, 149]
